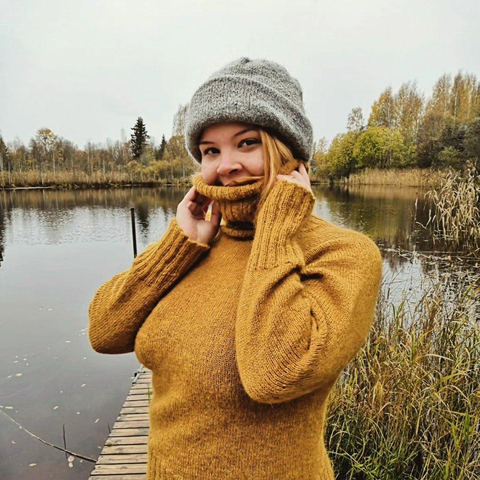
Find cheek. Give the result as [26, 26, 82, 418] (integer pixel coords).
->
[201, 163, 215, 182]
[249, 154, 265, 175]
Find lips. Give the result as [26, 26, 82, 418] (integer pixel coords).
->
[224, 176, 262, 186]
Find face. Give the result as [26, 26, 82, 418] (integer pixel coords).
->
[199, 121, 264, 186]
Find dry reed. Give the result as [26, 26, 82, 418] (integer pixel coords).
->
[327, 272, 480, 479]
[342, 168, 447, 188]
[419, 165, 480, 252]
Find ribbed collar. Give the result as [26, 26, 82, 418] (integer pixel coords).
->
[190, 157, 302, 239]
[191, 174, 264, 239]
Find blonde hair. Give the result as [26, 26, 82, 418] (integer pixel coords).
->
[255, 128, 309, 220]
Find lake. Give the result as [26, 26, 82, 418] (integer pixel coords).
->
[0, 184, 477, 479]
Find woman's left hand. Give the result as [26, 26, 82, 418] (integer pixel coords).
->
[275, 163, 312, 193]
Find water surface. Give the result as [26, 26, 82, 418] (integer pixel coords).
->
[0, 184, 477, 479]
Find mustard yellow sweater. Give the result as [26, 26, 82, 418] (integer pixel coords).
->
[89, 173, 383, 480]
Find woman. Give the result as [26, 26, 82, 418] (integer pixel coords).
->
[89, 57, 383, 479]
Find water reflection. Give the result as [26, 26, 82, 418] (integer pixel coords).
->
[0, 183, 478, 264]
[0, 184, 478, 480]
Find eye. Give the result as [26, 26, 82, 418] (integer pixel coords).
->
[202, 147, 219, 156]
[202, 139, 259, 156]
[240, 138, 259, 147]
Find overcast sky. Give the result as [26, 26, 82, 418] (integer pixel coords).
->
[1, 0, 479, 148]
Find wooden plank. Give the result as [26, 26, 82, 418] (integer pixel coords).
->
[104, 436, 148, 446]
[120, 407, 149, 415]
[112, 420, 150, 429]
[88, 476, 146, 480]
[126, 394, 151, 401]
[101, 445, 148, 454]
[129, 390, 150, 396]
[117, 413, 149, 422]
[123, 400, 150, 407]
[97, 453, 148, 464]
[90, 464, 147, 474]
[91, 366, 152, 479]
[109, 427, 149, 437]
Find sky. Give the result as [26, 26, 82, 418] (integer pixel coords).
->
[1, 0, 479, 149]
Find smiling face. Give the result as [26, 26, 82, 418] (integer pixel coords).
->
[199, 121, 265, 186]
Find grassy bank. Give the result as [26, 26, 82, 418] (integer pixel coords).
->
[0, 170, 193, 189]
[1, 167, 452, 190]
[327, 272, 480, 479]
[338, 167, 448, 188]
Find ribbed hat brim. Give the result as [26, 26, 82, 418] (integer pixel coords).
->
[185, 75, 313, 163]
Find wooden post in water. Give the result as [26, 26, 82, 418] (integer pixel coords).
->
[130, 207, 137, 259]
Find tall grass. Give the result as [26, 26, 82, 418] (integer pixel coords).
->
[0, 170, 193, 189]
[341, 168, 447, 188]
[419, 165, 480, 252]
[327, 273, 480, 479]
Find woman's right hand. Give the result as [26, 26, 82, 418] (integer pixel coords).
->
[176, 186, 222, 245]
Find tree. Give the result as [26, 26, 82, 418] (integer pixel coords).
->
[162, 135, 196, 180]
[464, 117, 480, 169]
[353, 126, 407, 169]
[368, 87, 396, 128]
[172, 104, 189, 137]
[156, 134, 167, 160]
[0, 135, 11, 172]
[394, 81, 424, 146]
[34, 128, 57, 183]
[130, 117, 150, 159]
[312, 137, 329, 176]
[326, 132, 358, 178]
[450, 71, 478, 122]
[347, 107, 365, 133]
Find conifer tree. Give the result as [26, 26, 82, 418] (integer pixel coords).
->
[156, 134, 167, 160]
[130, 117, 150, 159]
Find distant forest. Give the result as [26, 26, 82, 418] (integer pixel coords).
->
[0, 70, 479, 188]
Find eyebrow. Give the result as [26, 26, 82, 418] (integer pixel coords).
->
[199, 128, 259, 145]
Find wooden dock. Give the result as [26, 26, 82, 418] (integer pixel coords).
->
[88, 366, 152, 479]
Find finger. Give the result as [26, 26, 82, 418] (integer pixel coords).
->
[300, 163, 309, 178]
[183, 186, 198, 203]
[210, 201, 222, 226]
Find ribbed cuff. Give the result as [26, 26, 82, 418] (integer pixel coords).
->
[132, 218, 210, 286]
[251, 181, 315, 269]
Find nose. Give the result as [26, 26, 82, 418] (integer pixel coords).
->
[216, 152, 242, 178]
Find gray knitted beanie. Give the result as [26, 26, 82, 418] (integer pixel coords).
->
[185, 57, 314, 164]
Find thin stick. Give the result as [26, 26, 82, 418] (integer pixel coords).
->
[0, 409, 96, 463]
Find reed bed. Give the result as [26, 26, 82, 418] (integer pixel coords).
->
[342, 168, 446, 188]
[419, 165, 480, 252]
[327, 272, 480, 479]
[0, 170, 192, 188]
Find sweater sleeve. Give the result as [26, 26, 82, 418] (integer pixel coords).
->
[235, 181, 383, 404]
[88, 217, 210, 355]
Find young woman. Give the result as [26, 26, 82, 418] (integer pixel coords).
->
[89, 57, 383, 479]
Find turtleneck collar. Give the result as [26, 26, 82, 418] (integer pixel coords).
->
[191, 156, 302, 239]
[192, 174, 264, 239]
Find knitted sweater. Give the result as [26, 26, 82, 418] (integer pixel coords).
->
[88, 175, 383, 480]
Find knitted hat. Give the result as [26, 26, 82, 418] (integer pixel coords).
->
[185, 57, 314, 164]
